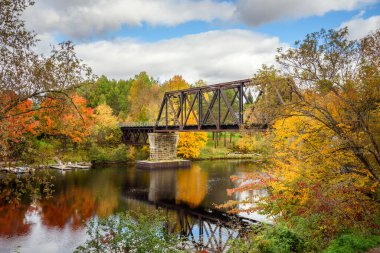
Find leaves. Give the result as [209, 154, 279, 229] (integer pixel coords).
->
[92, 104, 122, 146]
[37, 93, 94, 143]
[0, 91, 37, 160]
[224, 28, 380, 246]
[177, 132, 208, 159]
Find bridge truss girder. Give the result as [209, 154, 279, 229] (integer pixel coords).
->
[121, 126, 154, 145]
[155, 79, 266, 132]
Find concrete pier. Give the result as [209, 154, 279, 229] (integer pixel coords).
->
[148, 132, 179, 160]
[136, 132, 190, 169]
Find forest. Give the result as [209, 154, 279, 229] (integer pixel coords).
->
[1, 1, 380, 252]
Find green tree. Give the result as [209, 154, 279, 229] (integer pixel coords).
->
[78, 75, 132, 117]
[127, 72, 160, 122]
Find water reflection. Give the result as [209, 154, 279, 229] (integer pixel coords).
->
[0, 204, 32, 237]
[39, 188, 96, 230]
[148, 169, 177, 202]
[176, 165, 208, 208]
[0, 160, 265, 252]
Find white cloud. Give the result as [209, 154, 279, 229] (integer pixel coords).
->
[340, 15, 380, 39]
[73, 30, 283, 84]
[34, 33, 57, 55]
[22, 0, 380, 40]
[23, 0, 235, 38]
[235, 0, 378, 26]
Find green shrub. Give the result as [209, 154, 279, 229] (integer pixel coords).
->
[75, 211, 184, 253]
[111, 144, 130, 161]
[0, 170, 54, 205]
[228, 224, 305, 253]
[88, 144, 132, 162]
[60, 149, 89, 163]
[323, 233, 380, 253]
[20, 138, 57, 165]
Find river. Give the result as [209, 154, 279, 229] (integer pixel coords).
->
[0, 160, 267, 253]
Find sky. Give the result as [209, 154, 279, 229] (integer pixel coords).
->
[23, 0, 380, 84]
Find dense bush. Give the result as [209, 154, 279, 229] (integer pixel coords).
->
[323, 233, 380, 253]
[88, 144, 133, 162]
[233, 133, 270, 155]
[0, 170, 54, 205]
[228, 224, 305, 253]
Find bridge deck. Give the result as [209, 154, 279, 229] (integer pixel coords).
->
[121, 123, 267, 145]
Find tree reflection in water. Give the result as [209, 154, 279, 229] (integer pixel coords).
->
[0, 161, 266, 252]
[176, 165, 208, 208]
[0, 204, 33, 237]
[146, 165, 208, 209]
[39, 188, 97, 230]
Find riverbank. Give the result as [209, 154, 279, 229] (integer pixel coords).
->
[197, 132, 268, 161]
[196, 148, 265, 161]
[0, 132, 267, 168]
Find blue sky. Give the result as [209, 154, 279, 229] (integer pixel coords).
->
[24, 0, 380, 84]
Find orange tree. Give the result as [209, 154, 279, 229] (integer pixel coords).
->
[37, 93, 94, 146]
[0, 0, 93, 159]
[0, 91, 37, 161]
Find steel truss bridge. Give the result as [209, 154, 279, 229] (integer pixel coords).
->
[121, 78, 272, 145]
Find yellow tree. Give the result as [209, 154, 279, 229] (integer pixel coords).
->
[275, 28, 380, 183]
[223, 28, 380, 245]
[177, 131, 208, 159]
[92, 104, 122, 146]
[160, 75, 208, 159]
[160, 75, 190, 91]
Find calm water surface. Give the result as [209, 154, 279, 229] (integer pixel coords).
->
[0, 160, 266, 253]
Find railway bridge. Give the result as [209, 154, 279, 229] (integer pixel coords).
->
[121, 78, 277, 161]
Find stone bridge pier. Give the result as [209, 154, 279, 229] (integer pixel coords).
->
[137, 132, 190, 168]
[148, 132, 179, 160]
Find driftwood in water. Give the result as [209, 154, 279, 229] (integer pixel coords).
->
[50, 158, 91, 170]
[0, 166, 34, 174]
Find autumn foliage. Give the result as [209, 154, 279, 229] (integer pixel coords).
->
[176, 165, 208, 208]
[177, 132, 208, 159]
[37, 93, 94, 143]
[222, 28, 380, 248]
[0, 91, 37, 160]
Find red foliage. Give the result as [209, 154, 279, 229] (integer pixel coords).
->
[39, 188, 96, 230]
[0, 205, 32, 237]
[0, 91, 37, 142]
[37, 93, 94, 143]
